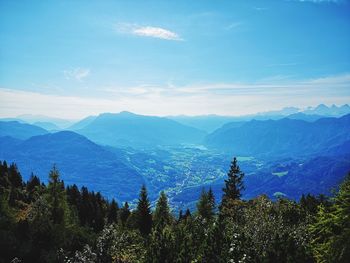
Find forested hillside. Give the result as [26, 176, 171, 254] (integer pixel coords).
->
[1, 159, 349, 263]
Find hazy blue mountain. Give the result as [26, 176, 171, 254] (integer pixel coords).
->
[302, 104, 350, 116]
[168, 107, 325, 133]
[0, 118, 26, 123]
[254, 106, 299, 117]
[76, 111, 207, 148]
[167, 115, 244, 133]
[168, 105, 350, 133]
[33, 121, 61, 131]
[68, 115, 97, 130]
[0, 131, 145, 201]
[205, 114, 350, 157]
[16, 114, 74, 128]
[0, 121, 48, 140]
[285, 112, 324, 122]
[324, 140, 350, 156]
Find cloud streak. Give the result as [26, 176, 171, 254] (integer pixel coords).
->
[63, 68, 90, 81]
[1, 73, 349, 118]
[116, 23, 183, 41]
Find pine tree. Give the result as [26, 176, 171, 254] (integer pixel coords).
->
[153, 191, 172, 228]
[8, 163, 23, 188]
[196, 189, 215, 221]
[107, 199, 119, 224]
[119, 202, 130, 225]
[46, 165, 69, 225]
[208, 187, 215, 210]
[310, 173, 350, 262]
[184, 208, 191, 219]
[136, 185, 153, 236]
[220, 157, 245, 210]
[66, 184, 81, 209]
[177, 209, 184, 222]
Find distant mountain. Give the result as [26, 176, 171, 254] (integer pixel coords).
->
[0, 121, 48, 140]
[68, 115, 97, 130]
[0, 131, 145, 201]
[17, 114, 75, 128]
[0, 118, 26, 123]
[75, 111, 207, 148]
[285, 112, 324, 122]
[205, 114, 350, 157]
[169, 104, 350, 132]
[302, 104, 350, 117]
[255, 106, 300, 117]
[167, 115, 241, 133]
[33, 121, 61, 131]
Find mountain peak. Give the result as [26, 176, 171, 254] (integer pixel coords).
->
[118, 111, 137, 116]
[315, 104, 329, 110]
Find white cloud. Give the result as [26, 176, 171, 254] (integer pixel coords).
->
[1, 73, 349, 118]
[63, 68, 90, 81]
[115, 23, 183, 41]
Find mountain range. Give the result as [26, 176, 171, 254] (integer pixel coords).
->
[0, 121, 48, 140]
[0, 131, 144, 201]
[71, 111, 206, 148]
[0, 106, 349, 208]
[169, 104, 350, 132]
[205, 114, 350, 157]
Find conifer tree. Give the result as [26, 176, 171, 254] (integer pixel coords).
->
[153, 191, 172, 228]
[220, 157, 245, 210]
[66, 184, 81, 210]
[46, 165, 69, 225]
[136, 185, 152, 236]
[184, 208, 191, 219]
[208, 187, 215, 210]
[107, 199, 119, 224]
[178, 209, 184, 222]
[197, 189, 215, 221]
[119, 202, 130, 225]
[310, 173, 350, 262]
[8, 163, 22, 188]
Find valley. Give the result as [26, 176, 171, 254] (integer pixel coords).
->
[1, 104, 350, 211]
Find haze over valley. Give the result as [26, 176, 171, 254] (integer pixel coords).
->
[1, 104, 349, 210]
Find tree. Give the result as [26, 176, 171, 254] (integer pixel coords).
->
[107, 199, 119, 224]
[135, 185, 152, 236]
[8, 163, 23, 188]
[310, 173, 350, 262]
[119, 202, 130, 226]
[153, 191, 172, 228]
[208, 187, 216, 211]
[46, 165, 69, 225]
[196, 189, 215, 221]
[220, 157, 245, 210]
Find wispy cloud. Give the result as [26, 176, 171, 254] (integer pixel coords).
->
[1, 73, 349, 118]
[63, 68, 90, 81]
[253, 7, 268, 11]
[115, 23, 183, 41]
[225, 22, 243, 30]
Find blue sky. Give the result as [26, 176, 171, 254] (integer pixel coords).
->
[0, 0, 349, 119]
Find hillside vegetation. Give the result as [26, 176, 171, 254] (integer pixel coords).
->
[1, 159, 349, 263]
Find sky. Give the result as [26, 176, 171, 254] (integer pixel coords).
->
[0, 0, 350, 119]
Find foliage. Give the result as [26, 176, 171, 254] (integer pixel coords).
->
[220, 157, 245, 214]
[0, 159, 348, 263]
[310, 173, 350, 263]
